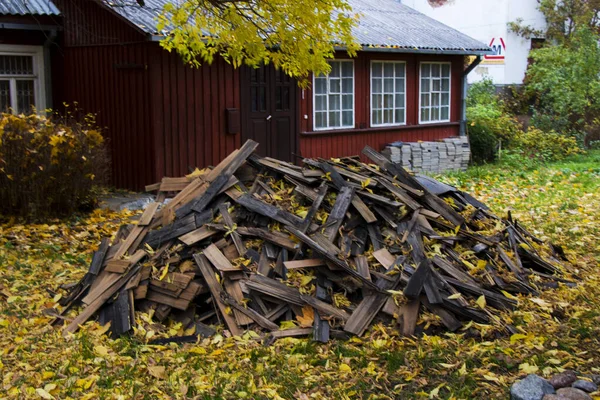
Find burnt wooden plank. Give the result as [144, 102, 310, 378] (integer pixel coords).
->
[218, 203, 246, 256]
[193, 254, 243, 336]
[299, 182, 328, 233]
[89, 238, 111, 276]
[404, 260, 432, 298]
[203, 243, 241, 272]
[322, 186, 354, 242]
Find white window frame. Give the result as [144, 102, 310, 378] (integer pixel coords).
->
[370, 60, 407, 128]
[312, 60, 355, 131]
[418, 61, 451, 124]
[0, 44, 46, 114]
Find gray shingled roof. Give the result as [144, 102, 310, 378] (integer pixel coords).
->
[102, 0, 491, 55]
[0, 0, 60, 15]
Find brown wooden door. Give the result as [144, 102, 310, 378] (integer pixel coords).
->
[241, 65, 297, 162]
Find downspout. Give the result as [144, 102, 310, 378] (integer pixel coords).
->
[460, 55, 482, 136]
[43, 29, 58, 111]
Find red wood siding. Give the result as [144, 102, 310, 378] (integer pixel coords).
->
[299, 52, 464, 160]
[61, 42, 155, 190]
[53, 0, 145, 46]
[148, 46, 241, 180]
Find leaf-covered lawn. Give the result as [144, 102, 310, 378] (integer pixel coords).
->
[1, 152, 600, 400]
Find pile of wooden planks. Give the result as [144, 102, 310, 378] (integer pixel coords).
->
[54, 140, 574, 343]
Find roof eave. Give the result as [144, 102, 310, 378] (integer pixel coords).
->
[357, 46, 494, 56]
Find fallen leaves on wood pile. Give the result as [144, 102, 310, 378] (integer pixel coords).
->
[1, 148, 599, 399]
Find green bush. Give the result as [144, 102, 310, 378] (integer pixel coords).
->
[0, 112, 109, 218]
[466, 79, 522, 164]
[525, 27, 600, 142]
[512, 126, 584, 162]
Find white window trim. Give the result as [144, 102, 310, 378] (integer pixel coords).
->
[418, 61, 451, 125]
[0, 44, 46, 113]
[370, 60, 407, 128]
[312, 59, 355, 131]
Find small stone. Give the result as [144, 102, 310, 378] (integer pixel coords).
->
[591, 375, 600, 386]
[542, 395, 561, 400]
[556, 387, 592, 400]
[572, 380, 598, 393]
[511, 374, 556, 400]
[550, 371, 578, 389]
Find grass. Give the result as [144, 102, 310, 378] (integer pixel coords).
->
[1, 152, 600, 399]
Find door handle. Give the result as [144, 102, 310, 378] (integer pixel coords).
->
[266, 115, 272, 121]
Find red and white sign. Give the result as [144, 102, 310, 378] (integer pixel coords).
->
[485, 37, 506, 60]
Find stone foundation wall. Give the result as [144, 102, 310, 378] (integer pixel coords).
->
[382, 136, 470, 173]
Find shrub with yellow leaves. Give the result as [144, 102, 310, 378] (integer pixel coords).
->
[0, 110, 109, 218]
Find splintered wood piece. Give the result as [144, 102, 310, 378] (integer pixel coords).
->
[203, 243, 241, 272]
[89, 238, 110, 276]
[404, 260, 432, 298]
[421, 296, 462, 332]
[64, 266, 140, 335]
[376, 178, 422, 211]
[299, 182, 328, 233]
[373, 248, 396, 270]
[257, 247, 271, 276]
[218, 203, 246, 256]
[284, 259, 325, 269]
[255, 156, 317, 184]
[230, 191, 304, 226]
[269, 328, 312, 339]
[313, 274, 330, 343]
[344, 274, 401, 336]
[221, 293, 278, 331]
[354, 256, 371, 281]
[159, 176, 193, 192]
[217, 225, 297, 251]
[138, 202, 160, 226]
[224, 278, 254, 326]
[99, 288, 133, 337]
[322, 186, 354, 242]
[178, 226, 218, 246]
[104, 259, 131, 274]
[113, 225, 145, 259]
[399, 299, 420, 336]
[193, 254, 243, 336]
[146, 290, 191, 310]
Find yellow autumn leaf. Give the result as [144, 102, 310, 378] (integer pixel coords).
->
[94, 345, 109, 357]
[519, 363, 539, 374]
[148, 365, 166, 379]
[476, 295, 486, 309]
[296, 305, 314, 328]
[510, 333, 528, 344]
[447, 293, 462, 300]
[42, 371, 55, 380]
[35, 388, 54, 399]
[339, 363, 352, 373]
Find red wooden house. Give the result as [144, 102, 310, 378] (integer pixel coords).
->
[0, 0, 491, 190]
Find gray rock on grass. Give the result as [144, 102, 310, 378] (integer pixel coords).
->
[511, 374, 555, 400]
[555, 387, 592, 400]
[550, 371, 578, 389]
[572, 380, 598, 393]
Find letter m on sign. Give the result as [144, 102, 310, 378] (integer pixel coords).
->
[485, 38, 506, 60]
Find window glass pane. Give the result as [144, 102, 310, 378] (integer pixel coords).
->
[421, 64, 430, 78]
[395, 93, 405, 108]
[421, 78, 430, 92]
[342, 110, 353, 126]
[383, 63, 394, 77]
[421, 108, 429, 121]
[341, 62, 353, 77]
[395, 78, 404, 93]
[329, 111, 340, 126]
[383, 109, 393, 124]
[342, 78, 352, 93]
[0, 55, 34, 75]
[395, 63, 405, 77]
[433, 80, 441, 91]
[384, 78, 394, 92]
[315, 112, 326, 129]
[432, 93, 440, 107]
[384, 94, 393, 108]
[432, 64, 440, 77]
[315, 95, 327, 112]
[372, 62, 382, 77]
[421, 94, 429, 107]
[330, 62, 340, 77]
[315, 78, 327, 94]
[441, 106, 449, 120]
[372, 109, 382, 125]
[342, 94, 352, 110]
[442, 64, 450, 76]
[372, 78, 382, 94]
[395, 108, 404, 124]
[0, 80, 10, 112]
[441, 93, 449, 107]
[330, 79, 340, 93]
[16, 80, 35, 114]
[373, 94, 382, 109]
[442, 78, 450, 91]
[432, 107, 440, 121]
[329, 94, 340, 111]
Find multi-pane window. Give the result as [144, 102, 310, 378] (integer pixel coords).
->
[371, 61, 406, 126]
[0, 48, 43, 115]
[314, 61, 354, 130]
[420, 62, 451, 123]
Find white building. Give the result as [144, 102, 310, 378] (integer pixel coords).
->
[402, 0, 547, 85]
